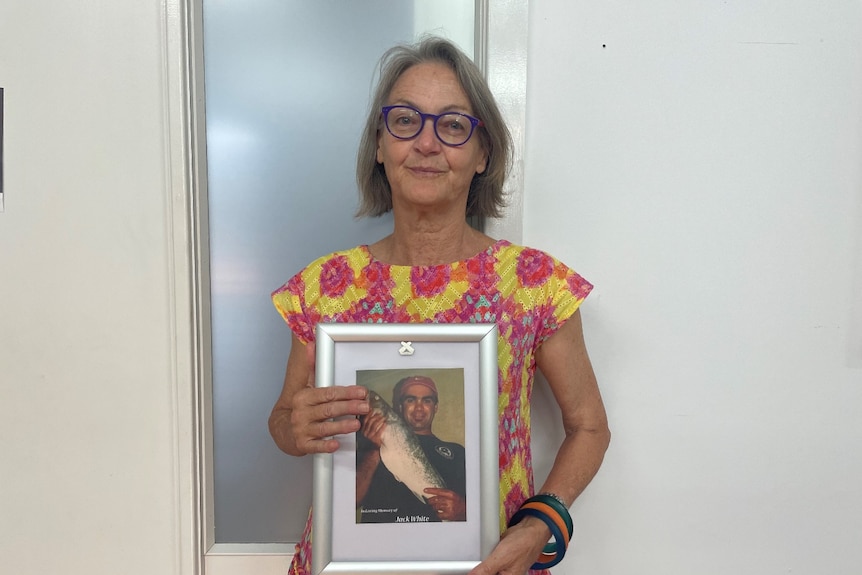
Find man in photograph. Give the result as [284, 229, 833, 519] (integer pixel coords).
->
[356, 375, 467, 523]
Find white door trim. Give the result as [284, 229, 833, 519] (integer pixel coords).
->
[162, 0, 209, 573]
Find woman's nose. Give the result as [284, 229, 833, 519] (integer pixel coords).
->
[413, 118, 441, 152]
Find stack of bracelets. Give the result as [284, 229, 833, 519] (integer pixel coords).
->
[506, 492, 574, 570]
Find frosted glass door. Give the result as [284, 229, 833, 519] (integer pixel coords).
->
[203, 0, 475, 544]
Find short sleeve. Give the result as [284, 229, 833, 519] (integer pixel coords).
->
[535, 257, 593, 346]
[270, 248, 369, 344]
[271, 269, 316, 344]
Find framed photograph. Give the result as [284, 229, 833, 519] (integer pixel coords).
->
[313, 323, 499, 575]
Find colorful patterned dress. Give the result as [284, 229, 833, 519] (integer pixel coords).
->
[272, 239, 592, 574]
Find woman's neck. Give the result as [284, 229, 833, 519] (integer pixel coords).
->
[370, 215, 494, 266]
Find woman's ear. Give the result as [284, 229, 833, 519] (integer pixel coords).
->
[476, 148, 488, 174]
[376, 131, 384, 164]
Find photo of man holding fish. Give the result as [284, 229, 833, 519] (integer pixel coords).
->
[355, 370, 467, 524]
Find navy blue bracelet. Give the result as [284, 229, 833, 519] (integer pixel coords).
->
[527, 493, 573, 539]
[507, 506, 567, 569]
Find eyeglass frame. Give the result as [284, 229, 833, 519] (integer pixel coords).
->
[381, 105, 484, 147]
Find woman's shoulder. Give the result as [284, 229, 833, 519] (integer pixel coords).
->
[272, 245, 371, 297]
[300, 245, 373, 273]
[493, 241, 592, 295]
[491, 240, 561, 265]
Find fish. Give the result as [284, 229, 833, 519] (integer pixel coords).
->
[362, 390, 447, 502]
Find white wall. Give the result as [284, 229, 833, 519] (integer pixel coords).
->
[1, 1, 860, 574]
[0, 1, 189, 574]
[524, 1, 862, 574]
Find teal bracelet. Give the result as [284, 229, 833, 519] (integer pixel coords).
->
[525, 493, 573, 555]
[507, 506, 567, 569]
[527, 493, 573, 539]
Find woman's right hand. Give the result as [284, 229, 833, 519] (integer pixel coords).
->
[269, 335, 370, 455]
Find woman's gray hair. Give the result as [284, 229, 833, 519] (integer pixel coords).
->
[356, 36, 512, 219]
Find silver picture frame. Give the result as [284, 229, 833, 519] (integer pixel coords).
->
[313, 323, 500, 575]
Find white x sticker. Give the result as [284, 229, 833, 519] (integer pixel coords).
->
[398, 341, 414, 356]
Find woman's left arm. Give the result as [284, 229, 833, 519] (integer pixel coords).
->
[471, 309, 609, 575]
[532, 308, 610, 504]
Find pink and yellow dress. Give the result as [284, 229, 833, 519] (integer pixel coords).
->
[272, 239, 592, 574]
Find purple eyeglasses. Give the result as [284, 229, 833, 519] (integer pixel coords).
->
[382, 105, 483, 147]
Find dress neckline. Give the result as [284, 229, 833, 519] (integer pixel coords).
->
[359, 239, 510, 268]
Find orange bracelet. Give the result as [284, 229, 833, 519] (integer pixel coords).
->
[520, 501, 571, 547]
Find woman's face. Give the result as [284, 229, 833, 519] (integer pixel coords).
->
[377, 62, 488, 214]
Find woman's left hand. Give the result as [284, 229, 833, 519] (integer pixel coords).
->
[469, 515, 549, 575]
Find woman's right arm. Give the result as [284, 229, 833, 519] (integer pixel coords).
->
[268, 334, 370, 455]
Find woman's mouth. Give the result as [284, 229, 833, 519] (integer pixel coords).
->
[408, 166, 444, 176]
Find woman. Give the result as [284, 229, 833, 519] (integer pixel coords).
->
[269, 36, 610, 575]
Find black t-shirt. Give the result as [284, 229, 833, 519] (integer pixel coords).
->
[358, 434, 466, 524]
